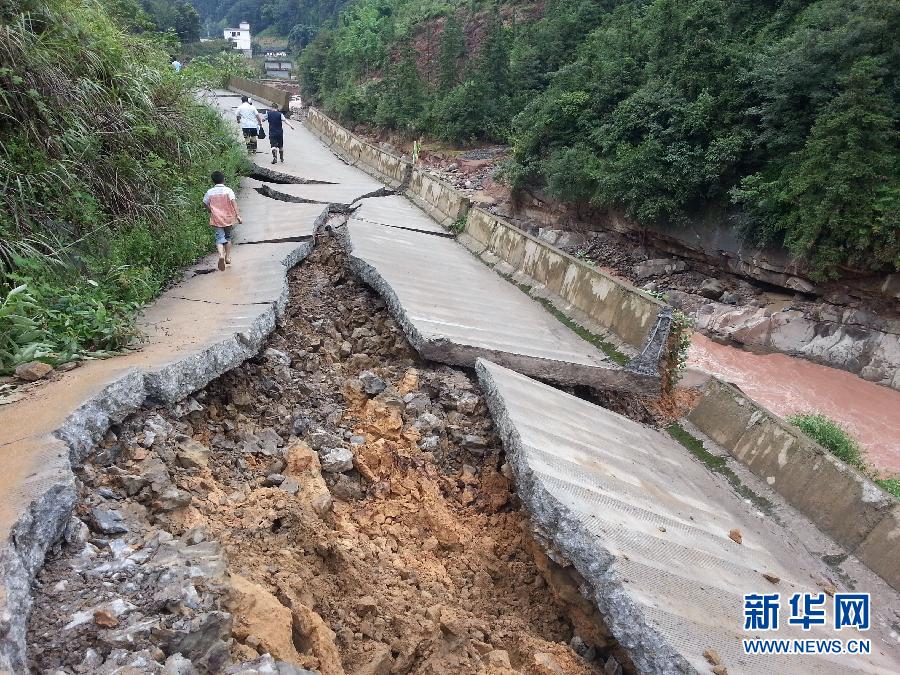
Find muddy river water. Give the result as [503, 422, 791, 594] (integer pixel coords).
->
[688, 334, 900, 475]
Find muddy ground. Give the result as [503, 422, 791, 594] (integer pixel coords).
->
[26, 230, 628, 675]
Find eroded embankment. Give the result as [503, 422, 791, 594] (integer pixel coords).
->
[26, 231, 622, 674]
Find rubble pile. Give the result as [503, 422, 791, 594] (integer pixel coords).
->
[27, 232, 619, 674]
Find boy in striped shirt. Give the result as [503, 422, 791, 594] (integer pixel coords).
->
[202, 171, 242, 271]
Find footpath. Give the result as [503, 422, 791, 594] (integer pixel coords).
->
[0, 89, 897, 673]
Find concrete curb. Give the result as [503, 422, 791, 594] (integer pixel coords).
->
[306, 109, 412, 189]
[0, 210, 326, 671]
[475, 359, 695, 674]
[687, 377, 900, 590]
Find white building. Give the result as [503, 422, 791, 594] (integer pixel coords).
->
[224, 22, 252, 57]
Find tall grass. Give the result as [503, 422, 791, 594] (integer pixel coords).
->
[789, 412, 899, 500]
[0, 0, 246, 373]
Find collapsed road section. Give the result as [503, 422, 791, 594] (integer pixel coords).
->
[476, 360, 899, 674]
[5, 90, 899, 675]
[26, 232, 619, 675]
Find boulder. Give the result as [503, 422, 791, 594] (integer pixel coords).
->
[698, 278, 725, 300]
[15, 360, 53, 381]
[359, 370, 386, 395]
[176, 440, 211, 469]
[227, 575, 302, 664]
[88, 506, 128, 535]
[633, 258, 687, 280]
[320, 447, 354, 473]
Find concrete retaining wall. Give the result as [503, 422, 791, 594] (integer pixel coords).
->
[687, 378, 900, 590]
[462, 207, 666, 353]
[406, 169, 471, 227]
[227, 76, 290, 111]
[306, 109, 411, 189]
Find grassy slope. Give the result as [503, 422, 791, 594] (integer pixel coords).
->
[0, 0, 248, 373]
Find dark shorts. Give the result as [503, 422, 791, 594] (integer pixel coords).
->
[242, 128, 258, 138]
[269, 133, 284, 149]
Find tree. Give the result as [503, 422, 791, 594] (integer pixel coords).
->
[375, 45, 425, 131]
[173, 2, 200, 42]
[438, 12, 465, 93]
[735, 57, 899, 277]
[476, 6, 509, 97]
[288, 23, 317, 52]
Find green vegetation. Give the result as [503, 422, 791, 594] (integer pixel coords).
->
[186, 0, 350, 42]
[877, 477, 900, 500]
[788, 413, 865, 469]
[788, 413, 899, 499]
[0, 0, 245, 374]
[292, 0, 898, 280]
[142, 0, 202, 42]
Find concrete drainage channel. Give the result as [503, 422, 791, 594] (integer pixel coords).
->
[22, 227, 627, 675]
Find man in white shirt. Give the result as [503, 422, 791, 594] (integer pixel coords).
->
[236, 96, 263, 152]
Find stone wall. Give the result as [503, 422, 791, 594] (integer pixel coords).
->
[227, 76, 290, 111]
[687, 378, 899, 590]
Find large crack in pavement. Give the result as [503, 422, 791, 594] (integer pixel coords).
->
[248, 165, 337, 186]
[26, 227, 624, 675]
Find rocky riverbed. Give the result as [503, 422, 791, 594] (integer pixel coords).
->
[26, 232, 624, 674]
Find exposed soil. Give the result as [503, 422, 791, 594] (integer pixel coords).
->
[27, 229, 621, 674]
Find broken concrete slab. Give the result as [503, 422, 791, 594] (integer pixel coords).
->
[253, 178, 384, 205]
[0, 193, 326, 671]
[475, 358, 900, 675]
[232, 182, 324, 244]
[344, 220, 655, 393]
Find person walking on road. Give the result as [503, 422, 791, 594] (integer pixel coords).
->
[203, 171, 242, 271]
[265, 109, 295, 164]
[236, 96, 263, 153]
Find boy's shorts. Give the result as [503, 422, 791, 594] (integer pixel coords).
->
[214, 226, 233, 245]
[270, 133, 284, 149]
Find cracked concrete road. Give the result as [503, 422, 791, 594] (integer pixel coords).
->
[228, 101, 643, 391]
[477, 359, 900, 675]
[0, 178, 324, 670]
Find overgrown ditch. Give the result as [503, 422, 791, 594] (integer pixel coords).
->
[26, 228, 627, 674]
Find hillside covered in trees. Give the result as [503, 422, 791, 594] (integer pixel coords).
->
[285, 0, 898, 280]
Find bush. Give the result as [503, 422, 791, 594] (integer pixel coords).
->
[788, 413, 866, 469]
